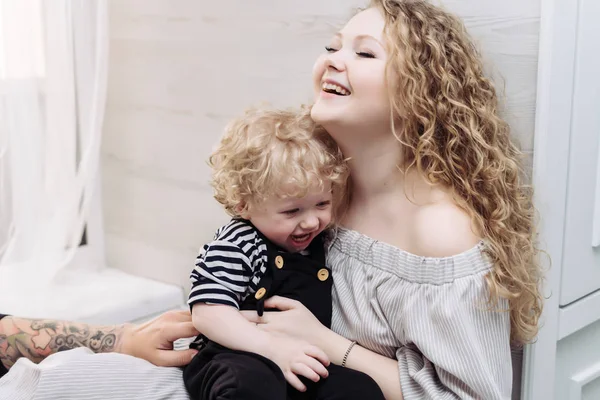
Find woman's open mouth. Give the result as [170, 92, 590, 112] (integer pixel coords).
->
[321, 82, 351, 96]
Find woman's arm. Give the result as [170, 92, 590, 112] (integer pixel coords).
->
[243, 297, 404, 400]
[0, 310, 199, 371]
[248, 286, 511, 400]
[318, 327, 403, 400]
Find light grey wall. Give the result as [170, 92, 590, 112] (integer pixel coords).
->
[102, 0, 539, 291]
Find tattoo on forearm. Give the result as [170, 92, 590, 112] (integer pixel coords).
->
[0, 317, 124, 370]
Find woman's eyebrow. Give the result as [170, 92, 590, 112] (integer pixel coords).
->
[334, 32, 384, 47]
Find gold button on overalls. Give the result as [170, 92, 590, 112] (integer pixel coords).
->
[255, 287, 267, 299]
[275, 255, 284, 269]
[317, 268, 329, 281]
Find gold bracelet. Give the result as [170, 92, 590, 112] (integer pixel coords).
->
[341, 340, 357, 367]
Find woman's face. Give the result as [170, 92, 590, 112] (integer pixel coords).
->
[311, 8, 391, 132]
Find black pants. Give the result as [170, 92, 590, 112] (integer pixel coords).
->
[183, 343, 385, 400]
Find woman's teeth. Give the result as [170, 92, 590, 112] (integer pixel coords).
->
[322, 83, 350, 96]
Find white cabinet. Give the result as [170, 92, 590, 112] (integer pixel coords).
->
[522, 0, 600, 398]
[555, 320, 600, 400]
[560, 0, 600, 306]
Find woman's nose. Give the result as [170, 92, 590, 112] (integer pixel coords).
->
[324, 53, 346, 72]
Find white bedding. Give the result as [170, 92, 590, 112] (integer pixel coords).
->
[0, 348, 190, 400]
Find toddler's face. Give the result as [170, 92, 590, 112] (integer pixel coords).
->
[245, 185, 333, 253]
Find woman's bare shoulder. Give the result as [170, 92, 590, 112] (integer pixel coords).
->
[411, 197, 482, 258]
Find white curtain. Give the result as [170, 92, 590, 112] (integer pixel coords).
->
[0, 0, 108, 289]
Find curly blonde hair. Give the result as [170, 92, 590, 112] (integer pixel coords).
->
[369, 0, 543, 345]
[210, 106, 348, 220]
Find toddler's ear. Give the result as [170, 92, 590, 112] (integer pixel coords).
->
[235, 201, 250, 219]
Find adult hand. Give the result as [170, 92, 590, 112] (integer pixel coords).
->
[241, 296, 328, 347]
[121, 309, 199, 367]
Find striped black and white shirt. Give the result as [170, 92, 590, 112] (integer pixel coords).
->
[188, 219, 269, 309]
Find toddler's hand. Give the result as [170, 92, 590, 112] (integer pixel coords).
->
[264, 334, 330, 392]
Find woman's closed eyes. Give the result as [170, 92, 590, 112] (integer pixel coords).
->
[324, 46, 376, 59]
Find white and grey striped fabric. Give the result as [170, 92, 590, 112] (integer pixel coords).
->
[188, 219, 268, 309]
[328, 227, 513, 400]
[0, 348, 190, 400]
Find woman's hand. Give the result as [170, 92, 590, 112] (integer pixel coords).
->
[241, 296, 329, 346]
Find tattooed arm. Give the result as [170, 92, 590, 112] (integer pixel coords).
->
[0, 310, 200, 372]
[0, 316, 124, 370]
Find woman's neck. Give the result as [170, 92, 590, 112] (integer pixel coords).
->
[336, 132, 404, 203]
[334, 130, 448, 222]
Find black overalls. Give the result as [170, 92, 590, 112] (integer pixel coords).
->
[183, 230, 385, 400]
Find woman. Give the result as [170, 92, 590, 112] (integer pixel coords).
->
[243, 1, 542, 399]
